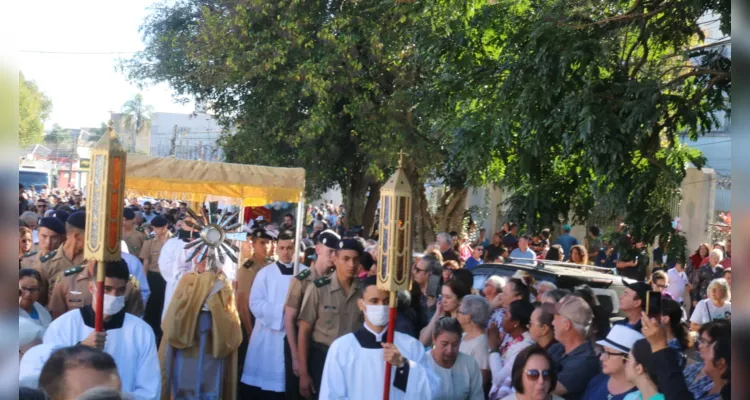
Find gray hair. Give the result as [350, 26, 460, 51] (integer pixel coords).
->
[77, 387, 134, 400]
[485, 276, 506, 292]
[537, 281, 557, 292]
[397, 290, 411, 308]
[459, 295, 491, 326]
[436, 232, 453, 246]
[433, 317, 463, 339]
[709, 248, 724, 263]
[419, 254, 442, 274]
[708, 278, 731, 302]
[20, 211, 38, 226]
[313, 221, 325, 230]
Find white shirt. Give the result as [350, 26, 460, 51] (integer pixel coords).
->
[489, 332, 534, 397]
[19, 303, 52, 339]
[460, 334, 490, 370]
[241, 261, 302, 392]
[689, 299, 731, 325]
[666, 267, 689, 303]
[425, 350, 484, 400]
[158, 237, 191, 321]
[122, 250, 150, 306]
[320, 325, 436, 400]
[43, 308, 160, 400]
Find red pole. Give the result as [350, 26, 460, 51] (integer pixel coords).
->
[94, 261, 106, 332]
[383, 292, 398, 400]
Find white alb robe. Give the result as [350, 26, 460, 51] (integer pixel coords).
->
[240, 261, 303, 392]
[319, 325, 436, 400]
[158, 237, 191, 322]
[121, 248, 150, 305]
[43, 307, 160, 400]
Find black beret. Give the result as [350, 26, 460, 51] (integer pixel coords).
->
[123, 208, 136, 220]
[251, 228, 275, 241]
[50, 210, 70, 224]
[151, 215, 168, 228]
[338, 238, 364, 255]
[39, 217, 66, 235]
[66, 211, 86, 230]
[317, 230, 341, 249]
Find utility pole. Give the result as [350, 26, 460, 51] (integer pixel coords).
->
[169, 125, 178, 158]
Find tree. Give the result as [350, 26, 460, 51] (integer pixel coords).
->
[121, 94, 154, 151]
[88, 122, 109, 142]
[44, 124, 69, 145]
[19, 73, 52, 146]
[417, 0, 730, 244]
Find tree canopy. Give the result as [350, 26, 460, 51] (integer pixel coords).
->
[19, 73, 52, 147]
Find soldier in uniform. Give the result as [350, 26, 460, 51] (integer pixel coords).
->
[297, 238, 364, 399]
[20, 216, 66, 306]
[139, 215, 172, 344]
[122, 208, 147, 257]
[39, 211, 87, 306]
[283, 230, 340, 399]
[47, 258, 145, 320]
[235, 228, 277, 378]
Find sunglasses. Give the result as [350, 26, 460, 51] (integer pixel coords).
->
[525, 369, 551, 381]
[601, 350, 629, 361]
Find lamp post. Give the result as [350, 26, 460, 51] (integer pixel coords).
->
[376, 152, 413, 400]
[84, 122, 127, 332]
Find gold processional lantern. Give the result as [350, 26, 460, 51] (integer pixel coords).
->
[84, 123, 127, 332]
[376, 152, 413, 296]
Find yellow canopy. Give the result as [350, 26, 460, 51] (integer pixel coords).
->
[124, 155, 305, 207]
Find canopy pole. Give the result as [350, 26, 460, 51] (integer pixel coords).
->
[293, 193, 305, 274]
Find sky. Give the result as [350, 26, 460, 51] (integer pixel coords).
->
[18, 0, 194, 130]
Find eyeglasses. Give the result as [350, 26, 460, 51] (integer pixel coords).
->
[20, 286, 40, 294]
[601, 350, 629, 361]
[525, 369, 551, 381]
[413, 267, 428, 273]
[655, 283, 668, 289]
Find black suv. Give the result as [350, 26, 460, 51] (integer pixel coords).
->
[471, 260, 636, 319]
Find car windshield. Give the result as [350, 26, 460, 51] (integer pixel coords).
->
[19, 170, 49, 191]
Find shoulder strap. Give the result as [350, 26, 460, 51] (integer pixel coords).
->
[705, 300, 712, 320]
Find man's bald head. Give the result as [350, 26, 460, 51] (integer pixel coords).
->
[39, 346, 121, 400]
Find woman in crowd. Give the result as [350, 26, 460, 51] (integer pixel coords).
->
[457, 295, 492, 392]
[487, 300, 535, 399]
[661, 298, 691, 369]
[484, 275, 506, 326]
[458, 232, 473, 261]
[19, 226, 33, 266]
[569, 245, 589, 266]
[687, 335, 730, 400]
[623, 339, 664, 400]
[689, 243, 711, 271]
[502, 344, 563, 400]
[19, 269, 52, 335]
[544, 245, 564, 262]
[442, 260, 460, 283]
[425, 317, 484, 400]
[692, 249, 725, 304]
[649, 271, 669, 294]
[683, 320, 731, 399]
[689, 278, 731, 331]
[420, 280, 471, 346]
[512, 271, 537, 302]
[529, 304, 557, 348]
[722, 268, 730, 286]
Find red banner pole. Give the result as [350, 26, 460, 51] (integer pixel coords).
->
[382, 292, 398, 400]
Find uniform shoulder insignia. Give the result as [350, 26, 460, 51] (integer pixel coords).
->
[24, 251, 38, 258]
[314, 276, 331, 288]
[242, 260, 254, 270]
[136, 226, 145, 233]
[129, 274, 140, 289]
[63, 265, 84, 276]
[40, 250, 57, 263]
[145, 235, 154, 241]
[295, 269, 311, 281]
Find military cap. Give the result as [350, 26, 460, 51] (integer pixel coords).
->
[251, 228, 276, 241]
[39, 217, 66, 235]
[50, 210, 69, 224]
[123, 208, 136, 220]
[66, 211, 86, 230]
[151, 215, 168, 228]
[318, 229, 341, 249]
[338, 238, 364, 255]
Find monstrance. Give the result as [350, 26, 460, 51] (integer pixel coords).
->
[181, 207, 247, 269]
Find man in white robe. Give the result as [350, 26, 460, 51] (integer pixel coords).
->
[43, 259, 160, 400]
[157, 219, 198, 321]
[240, 231, 304, 399]
[319, 277, 436, 400]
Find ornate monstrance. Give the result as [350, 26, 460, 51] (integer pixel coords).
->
[182, 207, 247, 269]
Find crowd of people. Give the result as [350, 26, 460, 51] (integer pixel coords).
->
[17, 185, 731, 400]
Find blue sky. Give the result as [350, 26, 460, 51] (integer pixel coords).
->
[18, 0, 194, 130]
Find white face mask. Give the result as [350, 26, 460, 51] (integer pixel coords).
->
[365, 305, 389, 327]
[101, 294, 126, 316]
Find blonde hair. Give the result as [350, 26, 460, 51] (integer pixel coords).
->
[708, 278, 731, 302]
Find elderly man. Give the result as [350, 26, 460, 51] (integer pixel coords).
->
[509, 234, 537, 265]
[436, 232, 461, 264]
[544, 295, 601, 400]
[483, 276, 506, 326]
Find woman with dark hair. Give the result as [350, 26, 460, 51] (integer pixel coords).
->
[623, 339, 664, 400]
[689, 243, 711, 272]
[660, 298, 691, 369]
[488, 300, 535, 398]
[502, 344, 563, 400]
[544, 245, 564, 262]
[686, 335, 730, 400]
[683, 321, 731, 399]
[419, 280, 471, 346]
[425, 317, 484, 399]
[572, 285, 610, 340]
[19, 268, 52, 335]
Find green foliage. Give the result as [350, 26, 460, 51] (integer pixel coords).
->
[44, 124, 69, 145]
[19, 73, 52, 147]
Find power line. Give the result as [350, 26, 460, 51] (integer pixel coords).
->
[20, 50, 138, 55]
[684, 139, 731, 147]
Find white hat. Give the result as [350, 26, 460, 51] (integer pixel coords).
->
[596, 324, 644, 353]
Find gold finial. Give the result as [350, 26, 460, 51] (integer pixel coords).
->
[397, 151, 406, 168]
[108, 120, 114, 129]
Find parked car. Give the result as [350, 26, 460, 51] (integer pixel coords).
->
[471, 260, 635, 319]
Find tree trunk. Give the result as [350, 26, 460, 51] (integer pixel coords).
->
[362, 181, 382, 239]
[435, 187, 469, 234]
[342, 174, 371, 230]
[403, 161, 435, 252]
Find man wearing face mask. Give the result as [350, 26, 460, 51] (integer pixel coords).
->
[240, 231, 303, 398]
[319, 276, 435, 400]
[296, 238, 364, 399]
[43, 259, 160, 399]
[283, 229, 340, 399]
[158, 216, 200, 322]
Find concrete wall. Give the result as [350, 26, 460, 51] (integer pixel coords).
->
[679, 167, 716, 253]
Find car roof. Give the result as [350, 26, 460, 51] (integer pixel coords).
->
[472, 260, 635, 285]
